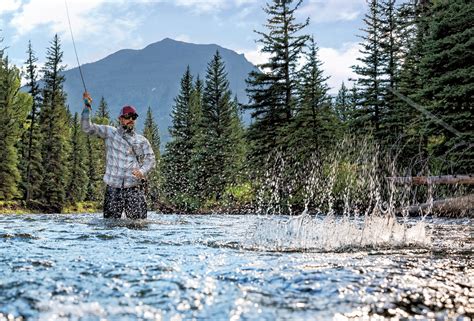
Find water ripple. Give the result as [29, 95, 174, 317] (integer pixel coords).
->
[0, 213, 472, 320]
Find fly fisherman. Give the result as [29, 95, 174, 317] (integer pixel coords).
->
[81, 92, 155, 219]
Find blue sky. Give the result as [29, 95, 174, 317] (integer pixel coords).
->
[1, 0, 368, 93]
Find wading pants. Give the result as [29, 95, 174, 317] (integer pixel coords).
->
[103, 185, 147, 219]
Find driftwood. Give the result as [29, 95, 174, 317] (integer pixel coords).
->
[387, 175, 474, 185]
[404, 194, 474, 217]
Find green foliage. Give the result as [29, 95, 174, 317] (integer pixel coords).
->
[142, 106, 162, 207]
[66, 113, 89, 204]
[352, 0, 386, 140]
[191, 51, 246, 201]
[84, 101, 110, 202]
[18, 41, 43, 201]
[418, 0, 473, 173]
[244, 0, 309, 172]
[38, 34, 70, 212]
[288, 37, 339, 157]
[162, 66, 195, 207]
[223, 182, 254, 206]
[0, 49, 32, 200]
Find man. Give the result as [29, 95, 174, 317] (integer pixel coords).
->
[81, 92, 155, 219]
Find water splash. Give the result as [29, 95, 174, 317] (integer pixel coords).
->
[245, 214, 431, 252]
[249, 136, 439, 252]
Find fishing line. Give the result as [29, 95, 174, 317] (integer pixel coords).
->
[65, 0, 88, 93]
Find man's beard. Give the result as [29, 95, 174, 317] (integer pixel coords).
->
[122, 124, 134, 133]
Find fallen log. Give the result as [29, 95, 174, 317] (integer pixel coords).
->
[404, 194, 474, 217]
[387, 175, 474, 185]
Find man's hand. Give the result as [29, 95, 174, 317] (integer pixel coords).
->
[132, 169, 145, 180]
[83, 92, 92, 109]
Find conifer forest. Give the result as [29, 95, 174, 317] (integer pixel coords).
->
[0, 0, 472, 214]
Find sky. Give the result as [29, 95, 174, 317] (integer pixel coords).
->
[0, 0, 368, 93]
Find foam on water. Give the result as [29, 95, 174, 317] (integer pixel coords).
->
[244, 214, 431, 252]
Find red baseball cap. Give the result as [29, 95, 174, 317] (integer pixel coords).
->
[120, 105, 138, 117]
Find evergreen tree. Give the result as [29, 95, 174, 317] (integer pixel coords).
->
[38, 34, 70, 212]
[162, 66, 195, 207]
[142, 106, 161, 207]
[389, 0, 430, 171]
[379, 0, 403, 146]
[96, 96, 110, 119]
[334, 82, 352, 125]
[192, 51, 246, 202]
[244, 0, 309, 170]
[288, 37, 336, 157]
[188, 76, 206, 200]
[0, 48, 32, 200]
[418, 0, 473, 173]
[19, 41, 43, 201]
[83, 98, 110, 202]
[225, 95, 247, 186]
[66, 113, 88, 204]
[352, 0, 385, 141]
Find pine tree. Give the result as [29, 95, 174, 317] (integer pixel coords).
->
[244, 0, 309, 171]
[192, 51, 246, 202]
[84, 97, 110, 202]
[188, 76, 206, 200]
[288, 37, 336, 157]
[225, 95, 247, 186]
[389, 0, 430, 171]
[38, 34, 70, 212]
[19, 41, 43, 201]
[66, 113, 88, 204]
[142, 106, 161, 207]
[379, 0, 403, 146]
[96, 96, 110, 119]
[334, 82, 352, 126]
[352, 0, 385, 141]
[418, 0, 473, 173]
[0, 49, 32, 200]
[162, 66, 195, 207]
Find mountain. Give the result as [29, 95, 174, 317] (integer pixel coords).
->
[62, 38, 257, 142]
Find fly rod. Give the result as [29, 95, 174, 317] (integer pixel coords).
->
[65, 0, 88, 94]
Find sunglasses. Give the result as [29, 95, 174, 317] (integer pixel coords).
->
[121, 113, 138, 120]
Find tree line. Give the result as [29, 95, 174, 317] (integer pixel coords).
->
[0, 0, 471, 213]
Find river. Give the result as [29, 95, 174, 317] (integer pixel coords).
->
[0, 213, 472, 320]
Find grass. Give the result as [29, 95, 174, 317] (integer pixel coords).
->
[0, 201, 101, 214]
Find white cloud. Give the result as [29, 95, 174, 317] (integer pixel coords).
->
[300, 0, 365, 23]
[237, 46, 270, 66]
[7, 0, 145, 65]
[169, 0, 258, 14]
[319, 42, 361, 93]
[175, 34, 191, 42]
[236, 42, 361, 94]
[9, 0, 112, 37]
[0, 0, 21, 15]
[173, 0, 226, 13]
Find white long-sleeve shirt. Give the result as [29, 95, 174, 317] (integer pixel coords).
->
[81, 108, 155, 188]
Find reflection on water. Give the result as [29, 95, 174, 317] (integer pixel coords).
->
[0, 213, 472, 320]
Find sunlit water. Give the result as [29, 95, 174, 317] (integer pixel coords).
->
[0, 213, 472, 320]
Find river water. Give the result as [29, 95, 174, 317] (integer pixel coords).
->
[0, 213, 472, 320]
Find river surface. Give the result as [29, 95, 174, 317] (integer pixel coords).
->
[0, 213, 472, 320]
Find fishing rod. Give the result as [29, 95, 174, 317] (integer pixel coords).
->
[64, 0, 89, 96]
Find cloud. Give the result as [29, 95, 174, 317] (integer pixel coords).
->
[237, 42, 361, 94]
[169, 0, 258, 14]
[237, 46, 271, 66]
[7, 0, 146, 66]
[9, 0, 112, 37]
[175, 34, 192, 43]
[0, 0, 21, 15]
[300, 0, 365, 23]
[319, 42, 361, 93]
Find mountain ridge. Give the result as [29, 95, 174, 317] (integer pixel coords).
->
[62, 38, 256, 142]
